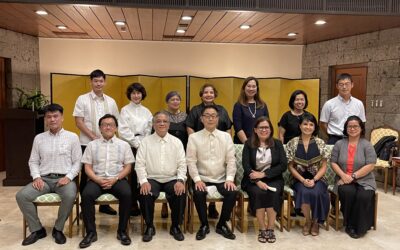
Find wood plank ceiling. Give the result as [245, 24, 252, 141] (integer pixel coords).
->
[1, 2, 400, 44]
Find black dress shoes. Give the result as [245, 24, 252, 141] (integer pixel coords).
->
[208, 203, 219, 219]
[22, 227, 47, 246]
[117, 231, 131, 245]
[142, 225, 156, 242]
[195, 225, 210, 240]
[345, 226, 362, 239]
[170, 226, 184, 241]
[79, 232, 98, 248]
[99, 205, 117, 215]
[216, 223, 236, 240]
[52, 228, 66, 244]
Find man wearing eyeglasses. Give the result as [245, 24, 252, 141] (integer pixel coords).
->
[320, 73, 366, 145]
[79, 114, 135, 248]
[136, 111, 187, 242]
[186, 105, 237, 241]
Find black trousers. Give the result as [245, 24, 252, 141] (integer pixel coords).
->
[81, 179, 132, 234]
[193, 182, 237, 227]
[130, 147, 140, 207]
[139, 179, 186, 227]
[338, 183, 375, 235]
[327, 134, 344, 145]
[79, 145, 88, 195]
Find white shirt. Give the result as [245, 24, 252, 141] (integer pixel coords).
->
[320, 95, 366, 136]
[28, 129, 82, 180]
[135, 132, 187, 185]
[73, 91, 120, 145]
[186, 129, 236, 183]
[118, 102, 153, 148]
[81, 136, 135, 178]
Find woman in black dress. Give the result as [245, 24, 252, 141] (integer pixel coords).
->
[242, 116, 287, 243]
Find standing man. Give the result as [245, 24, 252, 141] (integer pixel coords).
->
[16, 104, 82, 246]
[320, 73, 366, 145]
[186, 105, 237, 241]
[73, 69, 120, 215]
[136, 111, 187, 242]
[79, 114, 134, 248]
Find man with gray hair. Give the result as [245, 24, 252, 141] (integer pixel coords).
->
[136, 111, 187, 242]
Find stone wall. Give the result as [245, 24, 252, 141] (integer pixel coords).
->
[302, 27, 400, 187]
[0, 28, 40, 107]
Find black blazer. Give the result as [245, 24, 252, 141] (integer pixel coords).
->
[241, 139, 287, 189]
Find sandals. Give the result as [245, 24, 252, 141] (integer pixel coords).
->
[311, 222, 319, 236]
[257, 230, 267, 243]
[266, 229, 276, 243]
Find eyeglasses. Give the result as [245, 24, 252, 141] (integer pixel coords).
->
[155, 120, 169, 124]
[337, 82, 352, 88]
[257, 126, 270, 131]
[100, 123, 116, 128]
[202, 114, 219, 119]
[347, 125, 360, 130]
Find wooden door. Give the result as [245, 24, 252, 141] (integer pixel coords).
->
[0, 57, 6, 171]
[331, 64, 367, 107]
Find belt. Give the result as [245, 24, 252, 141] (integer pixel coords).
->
[42, 173, 66, 178]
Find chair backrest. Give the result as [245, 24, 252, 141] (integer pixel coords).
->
[324, 145, 336, 186]
[370, 125, 399, 145]
[234, 144, 244, 189]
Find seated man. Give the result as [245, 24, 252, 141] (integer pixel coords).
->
[136, 111, 187, 242]
[79, 114, 134, 248]
[186, 105, 237, 241]
[16, 104, 82, 246]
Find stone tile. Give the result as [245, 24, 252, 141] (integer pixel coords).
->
[356, 31, 379, 49]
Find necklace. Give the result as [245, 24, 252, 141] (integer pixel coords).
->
[248, 102, 257, 118]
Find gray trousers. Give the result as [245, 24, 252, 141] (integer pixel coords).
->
[16, 176, 77, 232]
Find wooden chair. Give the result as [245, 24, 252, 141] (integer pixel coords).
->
[81, 193, 128, 237]
[23, 190, 80, 239]
[370, 125, 399, 193]
[140, 191, 188, 234]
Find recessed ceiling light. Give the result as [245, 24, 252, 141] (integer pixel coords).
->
[315, 20, 327, 25]
[35, 10, 48, 15]
[181, 16, 192, 21]
[240, 24, 251, 30]
[57, 25, 67, 30]
[114, 21, 126, 26]
[287, 32, 297, 37]
[176, 29, 186, 34]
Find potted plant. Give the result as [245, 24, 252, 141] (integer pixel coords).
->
[14, 87, 49, 112]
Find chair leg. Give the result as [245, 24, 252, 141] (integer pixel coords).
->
[238, 196, 244, 233]
[140, 214, 144, 235]
[384, 168, 388, 193]
[190, 195, 194, 234]
[183, 196, 188, 233]
[76, 197, 80, 226]
[68, 212, 73, 238]
[280, 201, 284, 232]
[230, 204, 235, 233]
[286, 195, 292, 231]
[23, 216, 27, 239]
[374, 193, 378, 230]
[335, 195, 340, 231]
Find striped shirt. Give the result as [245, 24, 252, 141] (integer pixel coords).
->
[28, 129, 82, 180]
[81, 136, 135, 178]
[73, 91, 120, 145]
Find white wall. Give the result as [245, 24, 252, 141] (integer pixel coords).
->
[39, 38, 303, 95]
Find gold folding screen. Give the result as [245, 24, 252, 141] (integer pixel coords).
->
[51, 74, 319, 137]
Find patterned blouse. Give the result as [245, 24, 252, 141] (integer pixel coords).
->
[286, 136, 330, 185]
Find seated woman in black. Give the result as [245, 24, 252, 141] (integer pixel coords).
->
[241, 116, 287, 243]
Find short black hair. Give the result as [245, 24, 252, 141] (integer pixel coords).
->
[289, 90, 308, 110]
[126, 82, 147, 101]
[343, 115, 365, 137]
[299, 112, 319, 136]
[336, 73, 352, 84]
[43, 103, 63, 115]
[90, 69, 106, 80]
[98, 114, 118, 127]
[201, 105, 219, 115]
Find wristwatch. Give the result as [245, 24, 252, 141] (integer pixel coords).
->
[351, 173, 357, 180]
[177, 179, 185, 184]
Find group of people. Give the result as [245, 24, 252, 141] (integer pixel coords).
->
[15, 70, 377, 247]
